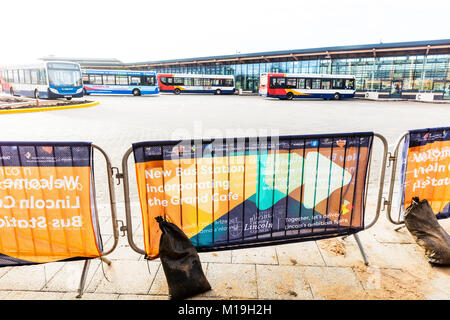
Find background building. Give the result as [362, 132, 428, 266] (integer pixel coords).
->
[44, 39, 450, 99]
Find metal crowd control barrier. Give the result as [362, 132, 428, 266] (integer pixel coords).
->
[386, 127, 450, 227]
[0, 142, 119, 298]
[120, 132, 388, 265]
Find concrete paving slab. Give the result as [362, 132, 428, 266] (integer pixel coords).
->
[317, 237, 368, 267]
[87, 260, 160, 295]
[231, 247, 278, 265]
[98, 216, 114, 236]
[5, 291, 70, 300]
[74, 293, 120, 300]
[353, 265, 427, 299]
[106, 238, 142, 261]
[204, 263, 257, 299]
[256, 265, 313, 299]
[276, 242, 326, 266]
[148, 264, 167, 295]
[0, 267, 12, 279]
[303, 266, 366, 300]
[199, 251, 232, 263]
[0, 262, 64, 291]
[43, 259, 101, 292]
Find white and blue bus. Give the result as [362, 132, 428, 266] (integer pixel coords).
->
[0, 61, 83, 100]
[82, 69, 159, 96]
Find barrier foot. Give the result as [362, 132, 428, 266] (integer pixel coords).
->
[100, 257, 112, 266]
[354, 234, 369, 266]
[76, 259, 91, 298]
[394, 224, 406, 232]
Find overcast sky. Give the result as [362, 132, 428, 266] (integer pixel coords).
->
[1, 0, 449, 65]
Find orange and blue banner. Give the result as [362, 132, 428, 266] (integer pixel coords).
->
[0, 142, 102, 267]
[400, 127, 450, 219]
[133, 133, 373, 259]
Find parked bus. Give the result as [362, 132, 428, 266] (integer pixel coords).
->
[259, 73, 355, 100]
[0, 61, 83, 100]
[158, 74, 235, 95]
[82, 69, 159, 96]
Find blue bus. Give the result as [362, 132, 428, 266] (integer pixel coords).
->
[82, 69, 159, 96]
[1, 61, 83, 100]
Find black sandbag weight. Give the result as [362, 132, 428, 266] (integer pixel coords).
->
[404, 197, 450, 265]
[155, 216, 211, 299]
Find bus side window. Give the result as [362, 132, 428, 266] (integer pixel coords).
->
[173, 77, 184, 85]
[18, 69, 25, 83]
[345, 79, 355, 90]
[194, 78, 202, 86]
[13, 70, 19, 83]
[321, 79, 331, 90]
[130, 76, 141, 85]
[204, 78, 211, 86]
[24, 70, 31, 84]
[184, 78, 193, 86]
[333, 79, 345, 89]
[91, 75, 103, 85]
[312, 79, 321, 89]
[167, 77, 174, 85]
[286, 78, 296, 89]
[297, 78, 305, 89]
[141, 76, 155, 86]
[305, 79, 312, 89]
[116, 75, 128, 85]
[270, 77, 277, 88]
[82, 74, 90, 84]
[271, 77, 286, 88]
[104, 75, 116, 85]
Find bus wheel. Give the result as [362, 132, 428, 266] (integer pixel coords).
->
[174, 88, 181, 95]
[34, 89, 39, 99]
[286, 92, 294, 100]
[66, 97, 72, 101]
[83, 88, 90, 96]
[10, 88, 14, 96]
[133, 89, 141, 96]
[215, 89, 222, 95]
[333, 92, 340, 100]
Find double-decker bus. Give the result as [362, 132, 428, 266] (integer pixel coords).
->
[158, 74, 235, 95]
[259, 73, 355, 100]
[0, 61, 83, 100]
[82, 69, 159, 96]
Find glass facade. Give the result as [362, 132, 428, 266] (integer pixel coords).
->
[150, 54, 450, 97]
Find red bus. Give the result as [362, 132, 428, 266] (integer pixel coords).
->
[259, 73, 355, 100]
[158, 74, 235, 95]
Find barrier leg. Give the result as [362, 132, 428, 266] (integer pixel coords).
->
[100, 256, 112, 266]
[353, 234, 369, 266]
[76, 259, 91, 298]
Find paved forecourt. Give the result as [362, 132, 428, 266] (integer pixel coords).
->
[0, 94, 448, 300]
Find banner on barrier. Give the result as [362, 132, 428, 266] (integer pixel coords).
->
[400, 127, 450, 219]
[133, 133, 373, 258]
[0, 142, 102, 267]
